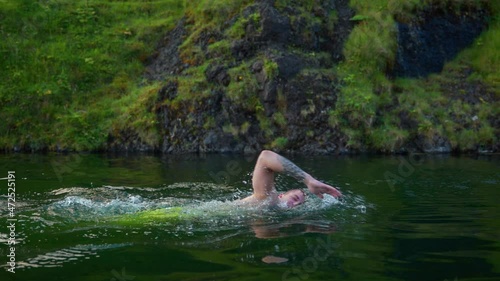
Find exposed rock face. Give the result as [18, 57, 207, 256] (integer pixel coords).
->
[147, 0, 355, 154]
[394, 7, 489, 77]
[145, 18, 188, 80]
[144, 1, 494, 154]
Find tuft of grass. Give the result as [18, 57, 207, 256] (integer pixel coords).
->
[111, 83, 163, 148]
[370, 124, 410, 152]
[207, 39, 232, 60]
[183, 0, 253, 27]
[270, 137, 288, 150]
[272, 112, 287, 128]
[457, 18, 500, 92]
[226, 62, 260, 110]
[263, 59, 279, 80]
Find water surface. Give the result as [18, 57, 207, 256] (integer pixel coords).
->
[0, 153, 499, 281]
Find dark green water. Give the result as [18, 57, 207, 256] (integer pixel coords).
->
[0, 152, 499, 281]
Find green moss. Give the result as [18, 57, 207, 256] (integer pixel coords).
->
[222, 121, 251, 137]
[270, 137, 289, 150]
[226, 12, 261, 39]
[370, 125, 409, 152]
[179, 43, 206, 66]
[331, 0, 400, 149]
[226, 62, 260, 110]
[457, 18, 500, 92]
[203, 116, 216, 130]
[263, 59, 279, 80]
[458, 129, 478, 150]
[170, 63, 212, 108]
[183, 0, 253, 27]
[207, 39, 232, 60]
[332, 73, 377, 130]
[343, 128, 363, 150]
[478, 124, 496, 144]
[111, 83, 162, 148]
[179, 0, 255, 67]
[272, 112, 287, 128]
[223, 123, 240, 136]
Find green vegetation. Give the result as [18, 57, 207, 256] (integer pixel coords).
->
[263, 59, 279, 80]
[0, 0, 184, 150]
[179, 0, 253, 66]
[270, 137, 289, 150]
[329, 0, 498, 152]
[112, 82, 162, 147]
[1, 0, 497, 152]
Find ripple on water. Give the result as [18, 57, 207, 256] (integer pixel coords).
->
[12, 243, 131, 269]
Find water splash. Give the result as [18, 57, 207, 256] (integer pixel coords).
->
[45, 195, 155, 222]
[39, 183, 369, 232]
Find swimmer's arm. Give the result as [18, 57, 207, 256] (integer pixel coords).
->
[254, 150, 341, 199]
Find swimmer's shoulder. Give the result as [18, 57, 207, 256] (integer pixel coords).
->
[234, 194, 279, 209]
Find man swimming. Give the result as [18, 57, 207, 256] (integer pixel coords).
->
[241, 150, 342, 208]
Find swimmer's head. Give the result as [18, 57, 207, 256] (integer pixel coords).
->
[278, 189, 306, 208]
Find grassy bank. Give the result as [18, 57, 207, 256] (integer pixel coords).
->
[1, 0, 498, 152]
[0, 0, 184, 150]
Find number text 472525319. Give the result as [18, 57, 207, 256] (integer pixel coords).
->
[5, 171, 17, 273]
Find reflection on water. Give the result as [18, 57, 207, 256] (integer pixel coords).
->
[15, 243, 131, 269]
[0, 153, 499, 281]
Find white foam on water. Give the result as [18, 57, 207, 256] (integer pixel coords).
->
[46, 194, 157, 222]
[43, 183, 370, 231]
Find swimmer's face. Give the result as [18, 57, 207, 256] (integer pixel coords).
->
[278, 189, 306, 208]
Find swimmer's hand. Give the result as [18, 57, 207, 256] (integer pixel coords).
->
[306, 178, 342, 199]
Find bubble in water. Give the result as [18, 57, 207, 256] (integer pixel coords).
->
[356, 205, 367, 213]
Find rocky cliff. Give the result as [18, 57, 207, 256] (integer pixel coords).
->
[143, 0, 497, 154]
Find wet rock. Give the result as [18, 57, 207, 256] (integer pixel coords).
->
[205, 64, 230, 86]
[394, 7, 489, 77]
[231, 39, 258, 60]
[251, 60, 264, 73]
[139, 1, 494, 155]
[259, 4, 291, 45]
[275, 54, 302, 79]
[415, 134, 452, 154]
[145, 18, 187, 80]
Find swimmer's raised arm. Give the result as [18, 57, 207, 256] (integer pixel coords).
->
[249, 150, 341, 201]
